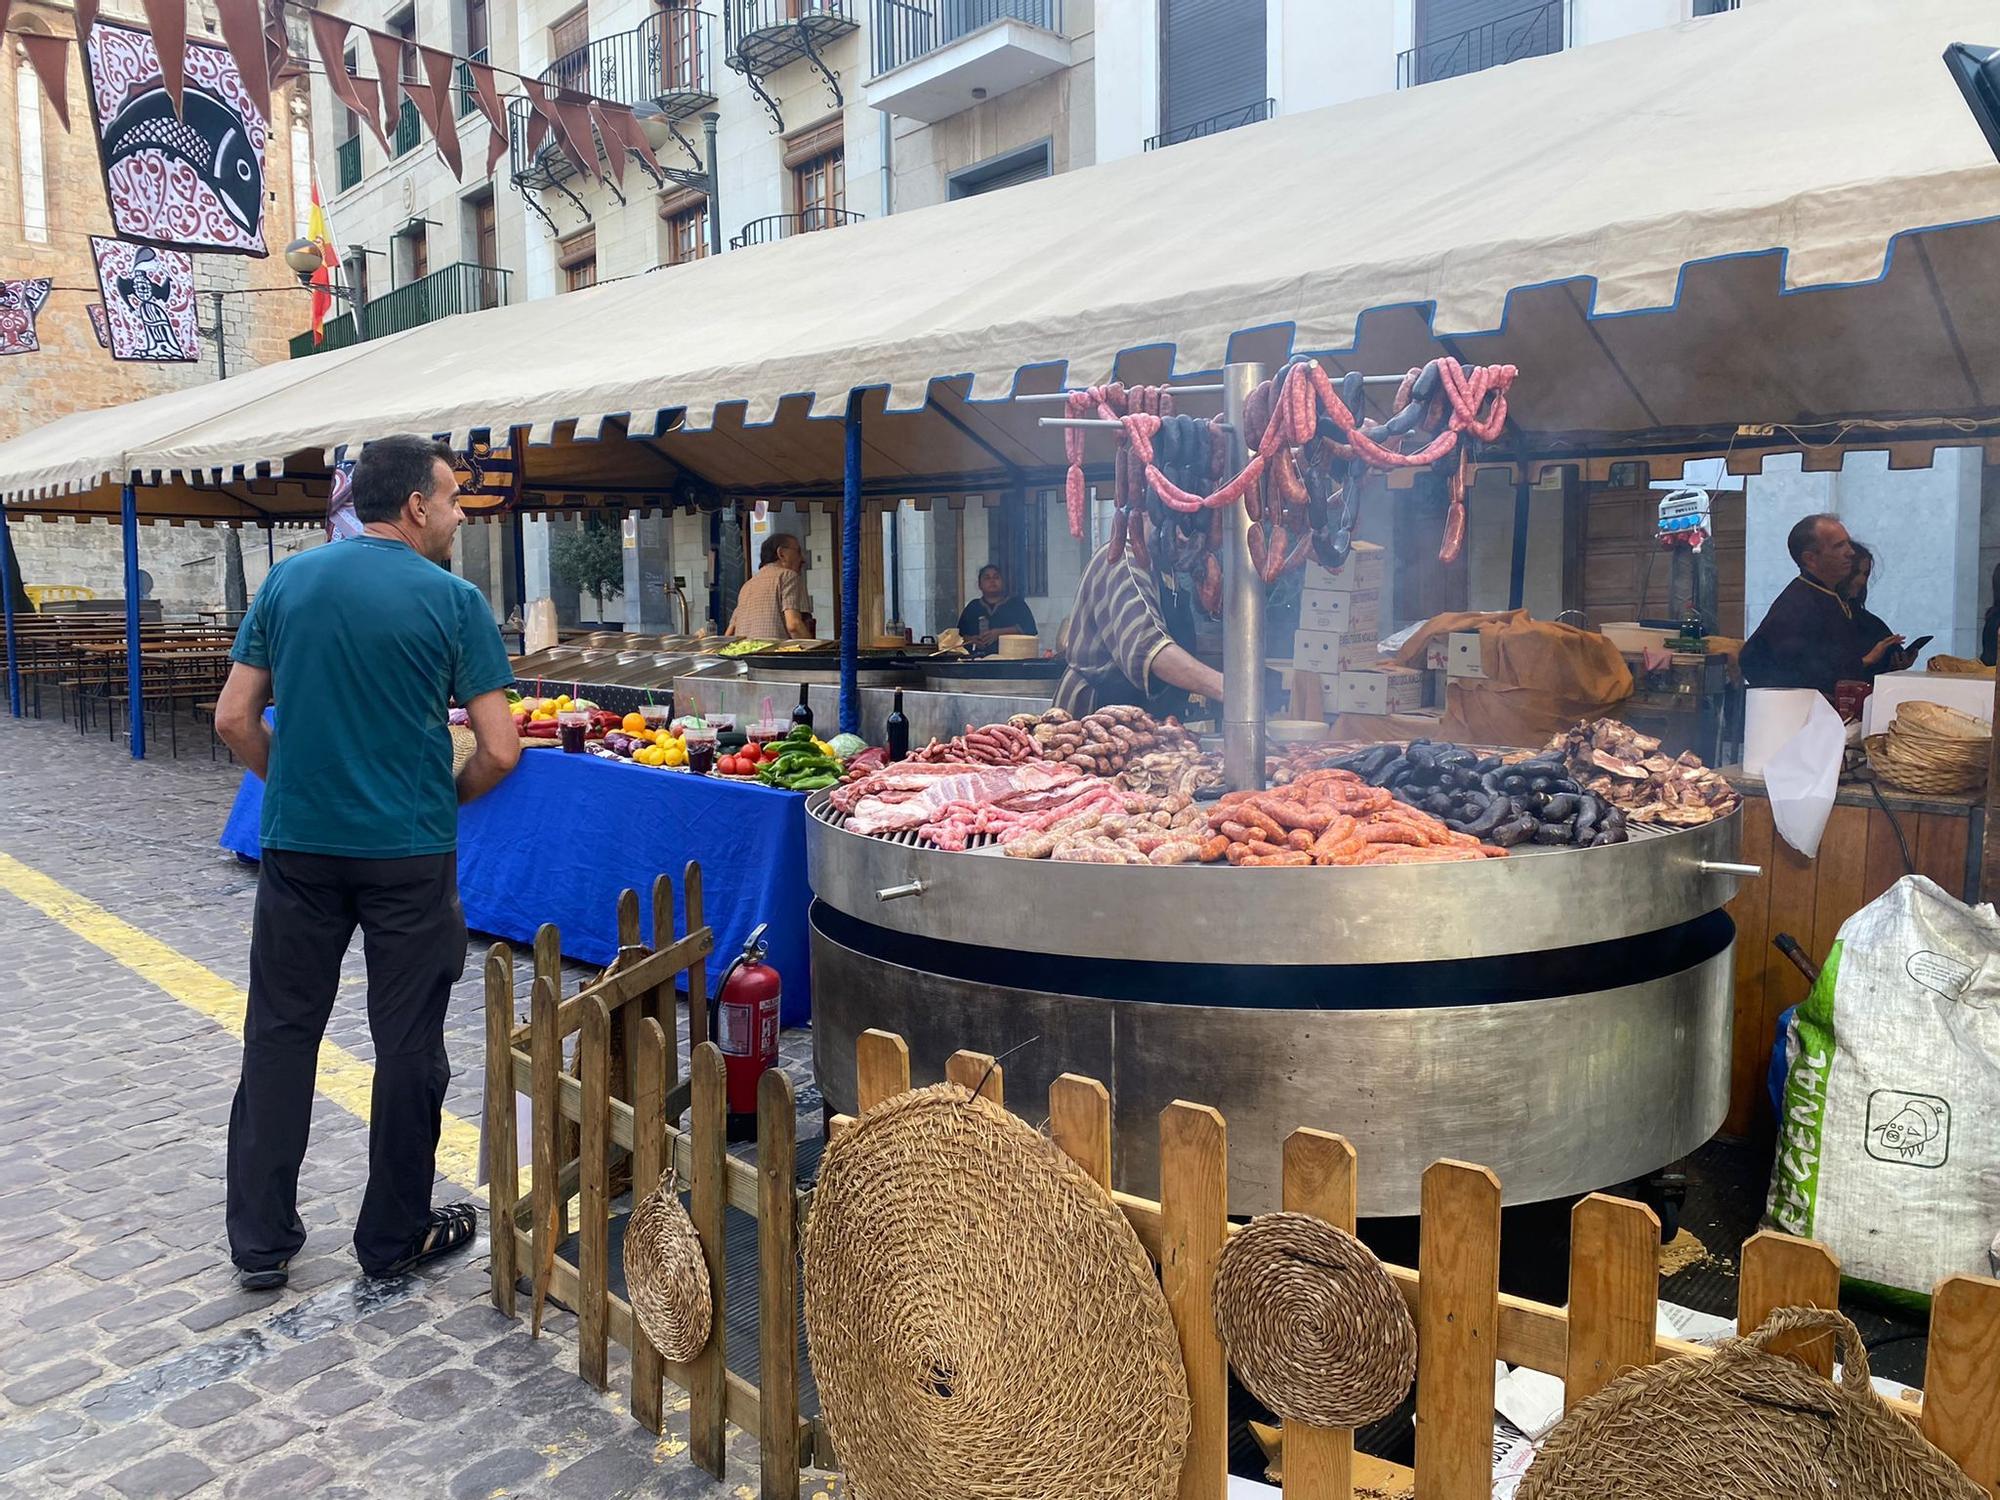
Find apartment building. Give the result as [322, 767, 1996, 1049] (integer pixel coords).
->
[312, 0, 1777, 639]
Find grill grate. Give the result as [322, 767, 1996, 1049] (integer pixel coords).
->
[810, 791, 1002, 850]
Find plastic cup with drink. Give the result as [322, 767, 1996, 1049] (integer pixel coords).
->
[557, 709, 590, 754]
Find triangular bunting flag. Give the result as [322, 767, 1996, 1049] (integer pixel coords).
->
[73, 0, 97, 49]
[367, 28, 405, 138]
[349, 75, 391, 153]
[417, 46, 462, 180]
[587, 102, 624, 189]
[139, 0, 186, 118]
[215, 0, 271, 114]
[601, 103, 663, 176]
[523, 80, 588, 178]
[468, 61, 509, 176]
[19, 33, 68, 132]
[311, 13, 390, 152]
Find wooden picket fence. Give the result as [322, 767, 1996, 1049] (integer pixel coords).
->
[485, 882, 2000, 1500]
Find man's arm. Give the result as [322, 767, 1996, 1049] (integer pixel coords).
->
[1149, 643, 1225, 704]
[457, 689, 522, 804]
[214, 662, 273, 779]
[783, 609, 811, 639]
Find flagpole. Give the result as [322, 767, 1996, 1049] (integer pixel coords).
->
[307, 164, 361, 345]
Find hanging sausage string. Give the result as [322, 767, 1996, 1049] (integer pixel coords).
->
[1041, 356, 1519, 611]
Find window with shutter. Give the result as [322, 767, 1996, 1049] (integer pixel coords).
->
[1159, 0, 1266, 142]
[549, 5, 590, 91]
[1407, 0, 1564, 86]
[949, 142, 1051, 200]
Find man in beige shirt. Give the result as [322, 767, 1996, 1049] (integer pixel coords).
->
[727, 532, 811, 639]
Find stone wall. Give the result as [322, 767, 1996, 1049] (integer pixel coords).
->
[6, 516, 325, 614]
[0, 1, 309, 445]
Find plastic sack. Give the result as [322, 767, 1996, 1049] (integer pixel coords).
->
[525, 597, 559, 655]
[1767, 875, 2000, 1298]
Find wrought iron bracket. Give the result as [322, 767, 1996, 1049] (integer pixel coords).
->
[630, 153, 666, 190]
[602, 172, 628, 208]
[518, 183, 560, 238]
[668, 121, 705, 171]
[744, 66, 783, 132]
[547, 176, 591, 225]
[797, 25, 842, 111]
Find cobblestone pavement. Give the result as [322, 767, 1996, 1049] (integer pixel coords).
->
[0, 709, 834, 1498]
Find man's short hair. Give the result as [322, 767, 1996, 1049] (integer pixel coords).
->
[759, 533, 798, 567]
[1786, 512, 1840, 566]
[351, 436, 455, 524]
[978, 564, 1003, 582]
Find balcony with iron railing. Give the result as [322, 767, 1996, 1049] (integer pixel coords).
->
[1144, 96, 1273, 151]
[455, 51, 485, 119]
[867, 0, 1067, 121]
[508, 7, 718, 186]
[336, 134, 362, 191]
[728, 208, 864, 249]
[392, 94, 422, 156]
[289, 261, 511, 359]
[725, 0, 855, 129]
[1397, 0, 1568, 89]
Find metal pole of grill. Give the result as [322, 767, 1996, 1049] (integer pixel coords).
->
[1221, 360, 1266, 792]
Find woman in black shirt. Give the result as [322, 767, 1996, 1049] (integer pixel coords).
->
[1843, 544, 1911, 676]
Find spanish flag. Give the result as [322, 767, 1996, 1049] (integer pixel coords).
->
[307, 169, 342, 345]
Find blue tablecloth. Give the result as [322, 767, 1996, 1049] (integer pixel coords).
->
[219, 748, 813, 1025]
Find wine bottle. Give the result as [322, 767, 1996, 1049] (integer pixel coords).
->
[886, 689, 909, 762]
[792, 682, 815, 731]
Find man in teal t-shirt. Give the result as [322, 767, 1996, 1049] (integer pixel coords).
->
[214, 435, 520, 1289]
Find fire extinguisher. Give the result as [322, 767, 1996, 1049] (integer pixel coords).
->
[712, 923, 780, 1142]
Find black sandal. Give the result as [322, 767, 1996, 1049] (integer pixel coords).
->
[374, 1203, 478, 1279]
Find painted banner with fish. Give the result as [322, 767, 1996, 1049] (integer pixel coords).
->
[90, 237, 199, 363]
[0, 280, 53, 356]
[84, 20, 268, 257]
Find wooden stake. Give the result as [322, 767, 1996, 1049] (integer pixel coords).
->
[1921, 1273, 2000, 1492]
[856, 1028, 910, 1111]
[1049, 1073, 1112, 1192]
[945, 1048, 1003, 1104]
[483, 943, 518, 1318]
[1414, 1161, 1501, 1500]
[687, 1040, 728, 1481]
[1738, 1230, 1840, 1377]
[629, 1016, 667, 1433]
[684, 861, 710, 1050]
[1161, 1101, 1228, 1500]
[757, 1067, 799, 1499]
[1284, 1129, 1356, 1500]
[529, 974, 560, 1337]
[1564, 1194, 1659, 1408]
[579, 996, 610, 1391]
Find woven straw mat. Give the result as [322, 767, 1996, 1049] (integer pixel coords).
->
[1211, 1212, 1416, 1428]
[449, 724, 478, 778]
[624, 1175, 712, 1364]
[802, 1083, 1189, 1500]
[1520, 1307, 1981, 1500]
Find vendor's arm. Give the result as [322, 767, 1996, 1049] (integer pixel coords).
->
[214, 662, 273, 779]
[457, 688, 522, 803]
[1150, 642, 1225, 704]
[1862, 633, 1906, 669]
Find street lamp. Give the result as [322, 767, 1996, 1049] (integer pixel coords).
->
[1945, 42, 2000, 163]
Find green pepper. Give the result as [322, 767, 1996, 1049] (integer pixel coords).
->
[788, 772, 839, 791]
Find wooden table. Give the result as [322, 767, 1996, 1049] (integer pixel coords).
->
[1721, 768, 1982, 1135]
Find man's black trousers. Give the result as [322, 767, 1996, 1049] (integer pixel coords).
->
[226, 848, 467, 1276]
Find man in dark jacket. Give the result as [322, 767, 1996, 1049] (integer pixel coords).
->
[1740, 513, 1901, 704]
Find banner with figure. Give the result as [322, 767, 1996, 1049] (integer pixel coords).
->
[85, 20, 270, 257]
[91, 235, 198, 362]
[0, 279, 53, 355]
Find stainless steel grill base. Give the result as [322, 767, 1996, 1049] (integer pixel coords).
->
[811, 906, 1734, 1217]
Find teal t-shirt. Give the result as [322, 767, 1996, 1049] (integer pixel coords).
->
[232, 536, 515, 858]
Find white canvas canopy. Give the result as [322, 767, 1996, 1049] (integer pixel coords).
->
[5, 0, 1998, 510]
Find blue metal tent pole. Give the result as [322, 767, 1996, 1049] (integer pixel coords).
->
[122, 483, 144, 760]
[0, 514, 19, 718]
[839, 390, 862, 738]
[1507, 474, 1531, 610]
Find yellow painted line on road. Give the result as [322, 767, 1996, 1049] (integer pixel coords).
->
[0, 849, 486, 1192]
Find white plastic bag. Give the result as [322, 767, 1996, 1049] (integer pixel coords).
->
[1762, 693, 1844, 858]
[525, 596, 559, 655]
[1767, 875, 2000, 1297]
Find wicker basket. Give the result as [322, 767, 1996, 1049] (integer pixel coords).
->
[1927, 654, 1994, 677]
[625, 1175, 712, 1363]
[1521, 1307, 1981, 1500]
[1867, 734, 1987, 795]
[802, 1084, 1189, 1500]
[1897, 701, 1988, 741]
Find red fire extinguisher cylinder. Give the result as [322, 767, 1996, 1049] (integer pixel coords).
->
[713, 923, 780, 1141]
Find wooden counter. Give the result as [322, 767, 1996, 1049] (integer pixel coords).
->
[1720, 771, 1984, 1135]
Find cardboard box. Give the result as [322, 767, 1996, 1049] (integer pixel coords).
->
[1423, 639, 1450, 671]
[1600, 621, 1673, 655]
[1448, 632, 1489, 679]
[1302, 540, 1385, 595]
[1336, 667, 1426, 715]
[1425, 668, 1449, 708]
[1864, 668, 1996, 738]
[1298, 587, 1380, 636]
[1293, 628, 1383, 675]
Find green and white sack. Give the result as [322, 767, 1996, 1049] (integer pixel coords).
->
[1767, 874, 2000, 1299]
